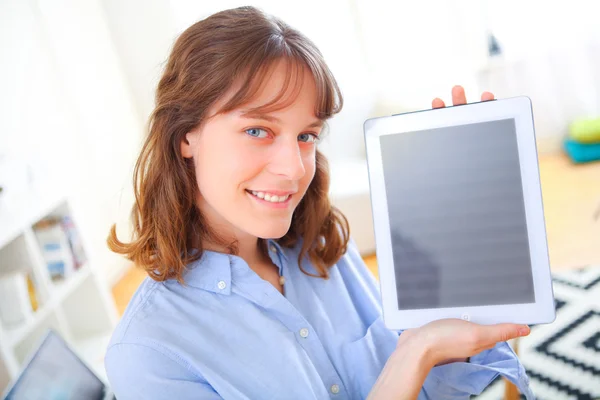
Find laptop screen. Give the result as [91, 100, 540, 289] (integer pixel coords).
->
[4, 331, 106, 400]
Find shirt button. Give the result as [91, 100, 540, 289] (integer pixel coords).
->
[217, 280, 226, 290]
[330, 384, 340, 394]
[269, 244, 277, 253]
[299, 328, 309, 338]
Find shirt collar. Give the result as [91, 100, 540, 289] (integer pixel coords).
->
[265, 238, 288, 265]
[183, 251, 233, 294]
[182, 239, 288, 294]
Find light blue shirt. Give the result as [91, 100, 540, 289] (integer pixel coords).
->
[105, 238, 534, 399]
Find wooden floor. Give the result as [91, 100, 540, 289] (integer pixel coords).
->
[363, 254, 379, 279]
[537, 153, 600, 270]
[112, 266, 146, 316]
[112, 153, 600, 315]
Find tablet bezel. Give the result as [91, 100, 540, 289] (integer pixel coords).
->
[364, 96, 556, 330]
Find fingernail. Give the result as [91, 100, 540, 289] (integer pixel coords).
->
[519, 326, 530, 336]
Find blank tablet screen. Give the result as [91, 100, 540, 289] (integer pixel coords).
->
[380, 119, 535, 310]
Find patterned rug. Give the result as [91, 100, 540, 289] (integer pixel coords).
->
[473, 265, 600, 400]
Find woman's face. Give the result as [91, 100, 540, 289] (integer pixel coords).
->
[181, 62, 322, 243]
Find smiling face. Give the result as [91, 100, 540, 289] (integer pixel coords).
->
[181, 60, 323, 245]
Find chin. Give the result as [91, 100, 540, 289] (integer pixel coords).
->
[252, 220, 292, 240]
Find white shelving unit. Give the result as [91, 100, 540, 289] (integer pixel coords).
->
[0, 184, 118, 392]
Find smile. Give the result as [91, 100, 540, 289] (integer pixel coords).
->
[246, 190, 291, 203]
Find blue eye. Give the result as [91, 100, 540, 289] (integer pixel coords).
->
[245, 128, 269, 138]
[298, 133, 320, 143]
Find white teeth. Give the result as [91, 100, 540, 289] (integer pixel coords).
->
[249, 191, 289, 203]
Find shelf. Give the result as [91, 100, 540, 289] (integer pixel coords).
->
[0, 183, 67, 250]
[0, 184, 118, 394]
[4, 265, 91, 348]
[51, 264, 92, 303]
[3, 303, 54, 350]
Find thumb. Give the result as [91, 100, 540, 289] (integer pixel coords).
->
[482, 323, 530, 344]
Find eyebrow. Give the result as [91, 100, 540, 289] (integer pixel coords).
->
[240, 111, 324, 129]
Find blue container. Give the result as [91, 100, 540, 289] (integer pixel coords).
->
[563, 138, 600, 164]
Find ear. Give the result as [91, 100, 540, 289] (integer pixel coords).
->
[180, 131, 195, 158]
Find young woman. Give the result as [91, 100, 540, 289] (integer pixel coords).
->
[106, 6, 534, 400]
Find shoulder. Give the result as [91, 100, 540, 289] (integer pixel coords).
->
[107, 273, 212, 352]
[105, 275, 219, 387]
[108, 277, 160, 347]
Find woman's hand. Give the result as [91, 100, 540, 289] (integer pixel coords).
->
[432, 85, 495, 109]
[367, 319, 530, 400]
[400, 318, 530, 367]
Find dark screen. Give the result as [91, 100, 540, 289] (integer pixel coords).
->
[380, 119, 535, 310]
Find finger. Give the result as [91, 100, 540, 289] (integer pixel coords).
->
[452, 85, 467, 106]
[481, 91, 495, 101]
[483, 324, 530, 345]
[432, 97, 446, 109]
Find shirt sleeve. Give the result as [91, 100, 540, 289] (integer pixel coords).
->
[105, 342, 222, 400]
[420, 341, 535, 399]
[342, 238, 535, 400]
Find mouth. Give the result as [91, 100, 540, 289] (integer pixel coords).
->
[245, 190, 293, 204]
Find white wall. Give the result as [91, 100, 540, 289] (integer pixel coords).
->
[478, 0, 600, 153]
[1, 0, 143, 285]
[102, 0, 178, 124]
[354, 0, 489, 111]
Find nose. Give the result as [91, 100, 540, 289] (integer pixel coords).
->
[269, 136, 306, 180]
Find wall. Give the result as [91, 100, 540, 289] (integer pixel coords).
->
[1, 0, 142, 285]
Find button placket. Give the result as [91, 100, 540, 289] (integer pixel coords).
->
[260, 287, 344, 399]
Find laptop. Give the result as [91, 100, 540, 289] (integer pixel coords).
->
[2, 330, 115, 400]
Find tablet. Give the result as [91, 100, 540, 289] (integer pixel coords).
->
[364, 96, 556, 330]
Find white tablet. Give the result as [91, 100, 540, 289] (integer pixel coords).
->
[364, 96, 556, 331]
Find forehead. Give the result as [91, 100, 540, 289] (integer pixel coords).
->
[214, 58, 320, 118]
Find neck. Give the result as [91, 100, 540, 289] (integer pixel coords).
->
[201, 230, 267, 267]
[236, 236, 267, 266]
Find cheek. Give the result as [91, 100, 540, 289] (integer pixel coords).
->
[193, 135, 232, 196]
[194, 135, 266, 196]
[301, 152, 317, 187]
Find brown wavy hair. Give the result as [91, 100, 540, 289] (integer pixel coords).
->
[108, 6, 350, 283]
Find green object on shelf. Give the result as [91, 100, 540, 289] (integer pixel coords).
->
[569, 117, 600, 143]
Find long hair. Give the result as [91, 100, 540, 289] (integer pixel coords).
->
[108, 6, 349, 282]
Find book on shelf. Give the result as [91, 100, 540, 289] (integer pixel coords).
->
[33, 215, 87, 283]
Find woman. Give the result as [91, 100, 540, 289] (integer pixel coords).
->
[106, 6, 534, 399]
